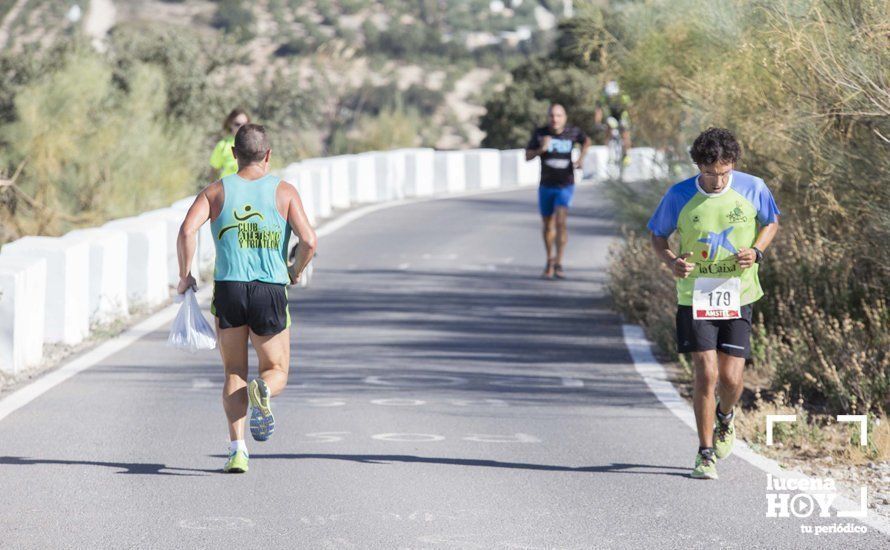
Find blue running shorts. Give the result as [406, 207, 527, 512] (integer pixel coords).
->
[538, 185, 575, 217]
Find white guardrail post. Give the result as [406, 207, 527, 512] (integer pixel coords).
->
[1, 236, 90, 345]
[401, 148, 435, 197]
[349, 153, 378, 205]
[103, 217, 169, 308]
[62, 228, 129, 324]
[434, 151, 466, 194]
[464, 149, 501, 190]
[0, 255, 47, 373]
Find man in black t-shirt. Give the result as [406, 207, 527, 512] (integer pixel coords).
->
[525, 103, 591, 279]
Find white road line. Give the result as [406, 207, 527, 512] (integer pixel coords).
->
[561, 377, 584, 388]
[0, 286, 211, 423]
[0, 185, 531, 424]
[621, 323, 890, 536]
[190, 377, 216, 390]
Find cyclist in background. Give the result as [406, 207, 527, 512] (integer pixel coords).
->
[594, 81, 632, 166]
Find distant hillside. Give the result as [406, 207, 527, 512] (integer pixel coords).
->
[0, 0, 565, 151]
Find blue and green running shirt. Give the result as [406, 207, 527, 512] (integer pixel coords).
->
[647, 171, 780, 306]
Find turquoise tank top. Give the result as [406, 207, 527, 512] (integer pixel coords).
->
[211, 174, 291, 284]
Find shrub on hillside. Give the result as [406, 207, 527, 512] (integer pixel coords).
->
[1, 48, 200, 240]
[211, 0, 255, 42]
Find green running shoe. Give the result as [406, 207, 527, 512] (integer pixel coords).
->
[223, 449, 249, 473]
[714, 416, 736, 459]
[691, 449, 718, 480]
[248, 378, 275, 441]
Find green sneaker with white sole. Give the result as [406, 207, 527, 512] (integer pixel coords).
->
[691, 449, 718, 480]
[248, 378, 275, 441]
[223, 450, 249, 473]
[714, 415, 736, 459]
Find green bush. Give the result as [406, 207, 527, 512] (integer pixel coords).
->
[480, 59, 599, 148]
[328, 108, 426, 155]
[107, 22, 240, 128]
[1, 47, 200, 240]
[210, 0, 255, 42]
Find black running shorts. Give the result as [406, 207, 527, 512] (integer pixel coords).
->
[211, 280, 290, 335]
[676, 304, 753, 358]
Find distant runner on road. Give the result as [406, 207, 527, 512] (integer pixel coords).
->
[647, 127, 780, 480]
[525, 103, 591, 280]
[177, 124, 317, 473]
[209, 108, 250, 180]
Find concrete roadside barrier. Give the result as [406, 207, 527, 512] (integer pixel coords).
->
[62, 228, 128, 324]
[309, 164, 333, 219]
[499, 149, 526, 187]
[582, 146, 609, 181]
[434, 151, 466, 194]
[624, 147, 667, 182]
[286, 164, 318, 225]
[465, 149, 501, 190]
[140, 208, 192, 287]
[103, 217, 169, 308]
[307, 156, 350, 210]
[0, 255, 47, 373]
[518, 153, 540, 187]
[347, 154, 378, 205]
[1, 236, 90, 345]
[373, 150, 407, 202]
[400, 148, 435, 197]
[329, 156, 351, 209]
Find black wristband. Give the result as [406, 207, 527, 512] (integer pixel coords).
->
[753, 246, 763, 264]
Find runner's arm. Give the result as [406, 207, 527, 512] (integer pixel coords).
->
[176, 190, 212, 293]
[575, 136, 592, 168]
[525, 132, 549, 161]
[651, 233, 694, 278]
[283, 183, 317, 282]
[737, 219, 779, 269]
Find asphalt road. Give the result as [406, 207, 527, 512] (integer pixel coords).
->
[0, 183, 885, 549]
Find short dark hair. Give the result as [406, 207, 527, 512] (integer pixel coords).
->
[233, 124, 270, 164]
[690, 127, 741, 165]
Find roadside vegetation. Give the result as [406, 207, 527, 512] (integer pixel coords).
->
[0, 0, 561, 244]
[604, 0, 888, 422]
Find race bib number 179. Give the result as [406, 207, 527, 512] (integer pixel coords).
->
[692, 277, 741, 320]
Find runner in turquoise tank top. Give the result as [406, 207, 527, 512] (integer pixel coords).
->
[648, 128, 780, 480]
[211, 173, 292, 285]
[177, 123, 317, 474]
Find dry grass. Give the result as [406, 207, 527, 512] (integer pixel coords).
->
[736, 392, 889, 464]
[599, 0, 889, 419]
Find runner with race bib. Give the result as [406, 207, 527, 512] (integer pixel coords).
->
[525, 103, 591, 280]
[647, 127, 780, 479]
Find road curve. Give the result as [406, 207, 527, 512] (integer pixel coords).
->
[0, 183, 885, 549]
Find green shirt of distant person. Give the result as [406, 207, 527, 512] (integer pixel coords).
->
[210, 135, 239, 179]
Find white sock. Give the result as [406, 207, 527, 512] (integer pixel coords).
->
[230, 439, 247, 454]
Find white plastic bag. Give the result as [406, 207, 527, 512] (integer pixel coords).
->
[167, 289, 217, 352]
